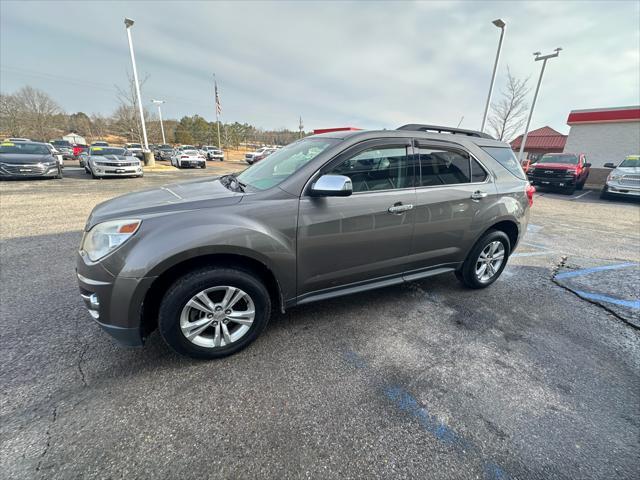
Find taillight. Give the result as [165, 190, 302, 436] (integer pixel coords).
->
[525, 183, 535, 207]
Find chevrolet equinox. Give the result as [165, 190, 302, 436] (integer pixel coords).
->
[77, 124, 533, 359]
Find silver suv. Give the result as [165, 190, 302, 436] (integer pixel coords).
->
[77, 124, 532, 359]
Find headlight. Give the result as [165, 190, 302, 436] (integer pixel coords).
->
[82, 219, 141, 261]
[608, 172, 622, 182]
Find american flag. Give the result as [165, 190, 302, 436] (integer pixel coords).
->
[214, 79, 222, 116]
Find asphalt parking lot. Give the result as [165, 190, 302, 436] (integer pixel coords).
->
[1, 167, 639, 479]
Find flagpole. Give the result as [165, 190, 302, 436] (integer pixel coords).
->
[214, 74, 222, 147]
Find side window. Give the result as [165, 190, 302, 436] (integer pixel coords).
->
[471, 159, 488, 182]
[418, 147, 471, 186]
[328, 146, 413, 192]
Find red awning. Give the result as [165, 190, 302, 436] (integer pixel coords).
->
[510, 126, 567, 150]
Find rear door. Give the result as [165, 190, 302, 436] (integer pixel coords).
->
[408, 142, 494, 270]
[296, 138, 417, 297]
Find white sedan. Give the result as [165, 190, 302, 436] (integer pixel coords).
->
[171, 149, 206, 169]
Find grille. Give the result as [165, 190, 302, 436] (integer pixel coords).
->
[95, 162, 136, 167]
[0, 163, 47, 175]
[530, 168, 570, 179]
[620, 175, 640, 186]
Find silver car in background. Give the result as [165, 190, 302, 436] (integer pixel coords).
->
[601, 155, 640, 199]
[83, 146, 143, 179]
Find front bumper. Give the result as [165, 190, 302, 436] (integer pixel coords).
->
[76, 255, 156, 346]
[604, 181, 640, 197]
[527, 173, 577, 188]
[92, 165, 143, 177]
[0, 163, 59, 178]
[178, 160, 205, 168]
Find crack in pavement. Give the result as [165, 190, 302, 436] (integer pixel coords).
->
[77, 343, 89, 387]
[551, 256, 639, 331]
[35, 406, 58, 475]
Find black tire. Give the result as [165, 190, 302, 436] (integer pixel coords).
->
[90, 169, 99, 179]
[456, 229, 511, 289]
[576, 180, 584, 191]
[201, 163, 206, 169]
[600, 186, 610, 200]
[158, 268, 271, 359]
[565, 185, 575, 195]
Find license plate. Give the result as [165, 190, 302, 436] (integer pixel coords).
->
[559, 183, 565, 186]
[542, 181, 550, 184]
[20, 169, 32, 172]
[116, 169, 125, 173]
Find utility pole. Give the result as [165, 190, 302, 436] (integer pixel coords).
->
[124, 18, 152, 166]
[151, 99, 166, 144]
[214, 74, 222, 147]
[299, 115, 304, 139]
[481, 19, 506, 133]
[518, 48, 562, 162]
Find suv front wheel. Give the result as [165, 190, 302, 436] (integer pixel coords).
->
[456, 230, 510, 289]
[158, 268, 271, 359]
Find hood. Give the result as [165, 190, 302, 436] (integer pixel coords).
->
[86, 176, 242, 229]
[0, 153, 54, 165]
[614, 166, 640, 174]
[91, 155, 137, 162]
[531, 163, 578, 170]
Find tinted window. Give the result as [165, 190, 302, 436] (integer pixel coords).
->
[418, 148, 471, 186]
[91, 147, 126, 156]
[0, 142, 51, 155]
[482, 147, 525, 180]
[537, 154, 578, 165]
[471, 159, 487, 182]
[329, 146, 413, 192]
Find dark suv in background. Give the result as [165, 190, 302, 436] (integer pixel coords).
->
[77, 124, 532, 359]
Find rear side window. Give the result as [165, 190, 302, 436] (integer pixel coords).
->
[482, 147, 525, 180]
[417, 147, 487, 186]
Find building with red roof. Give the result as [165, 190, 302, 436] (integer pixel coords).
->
[510, 126, 567, 162]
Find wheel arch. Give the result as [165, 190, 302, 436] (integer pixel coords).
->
[482, 219, 520, 251]
[140, 252, 285, 338]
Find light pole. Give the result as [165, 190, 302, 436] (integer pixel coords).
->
[480, 18, 506, 133]
[517, 48, 562, 162]
[124, 17, 151, 164]
[151, 99, 166, 144]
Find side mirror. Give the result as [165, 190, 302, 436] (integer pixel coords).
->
[584, 162, 591, 168]
[310, 174, 353, 197]
[603, 162, 615, 169]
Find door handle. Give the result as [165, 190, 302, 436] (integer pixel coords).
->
[388, 203, 414, 214]
[470, 190, 488, 201]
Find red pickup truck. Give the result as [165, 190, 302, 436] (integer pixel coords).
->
[526, 153, 591, 194]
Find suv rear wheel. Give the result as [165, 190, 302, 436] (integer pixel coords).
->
[456, 230, 510, 289]
[158, 268, 271, 359]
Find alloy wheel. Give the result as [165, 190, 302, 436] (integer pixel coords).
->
[475, 241, 505, 282]
[179, 286, 255, 349]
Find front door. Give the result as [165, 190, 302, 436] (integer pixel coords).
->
[297, 139, 417, 297]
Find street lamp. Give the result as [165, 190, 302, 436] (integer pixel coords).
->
[124, 17, 150, 161]
[480, 18, 506, 133]
[151, 99, 166, 144]
[517, 48, 563, 162]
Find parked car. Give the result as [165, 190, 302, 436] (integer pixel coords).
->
[73, 144, 89, 159]
[0, 141, 62, 179]
[45, 143, 64, 168]
[245, 146, 271, 164]
[91, 141, 109, 147]
[252, 148, 277, 164]
[77, 124, 532, 359]
[82, 146, 143, 179]
[155, 144, 174, 161]
[171, 149, 206, 169]
[201, 145, 224, 161]
[124, 143, 144, 159]
[601, 155, 640, 199]
[50, 139, 74, 160]
[526, 153, 590, 194]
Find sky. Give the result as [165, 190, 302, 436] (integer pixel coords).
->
[1, 0, 639, 136]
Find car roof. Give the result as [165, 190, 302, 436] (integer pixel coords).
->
[309, 128, 509, 148]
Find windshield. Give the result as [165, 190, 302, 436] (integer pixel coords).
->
[91, 147, 126, 156]
[537, 154, 578, 165]
[127, 144, 142, 149]
[237, 138, 338, 190]
[0, 142, 51, 155]
[51, 140, 71, 147]
[619, 156, 640, 168]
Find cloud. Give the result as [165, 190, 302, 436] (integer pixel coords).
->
[1, 0, 638, 136]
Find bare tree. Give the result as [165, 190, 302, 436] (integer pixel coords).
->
[113, 73, 150, 144]
[488, 67, 530, 142]
[0, 86, 62, 140]
[0, 93, 27, 137]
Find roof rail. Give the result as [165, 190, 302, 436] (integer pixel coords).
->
[396, 124, 494, 139]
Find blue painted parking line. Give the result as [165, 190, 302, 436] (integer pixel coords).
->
[521, 241, 549, 250]
[573, 290, 640, 309]
[512, 251, 555, 258]
[555, 262, 637, 279]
